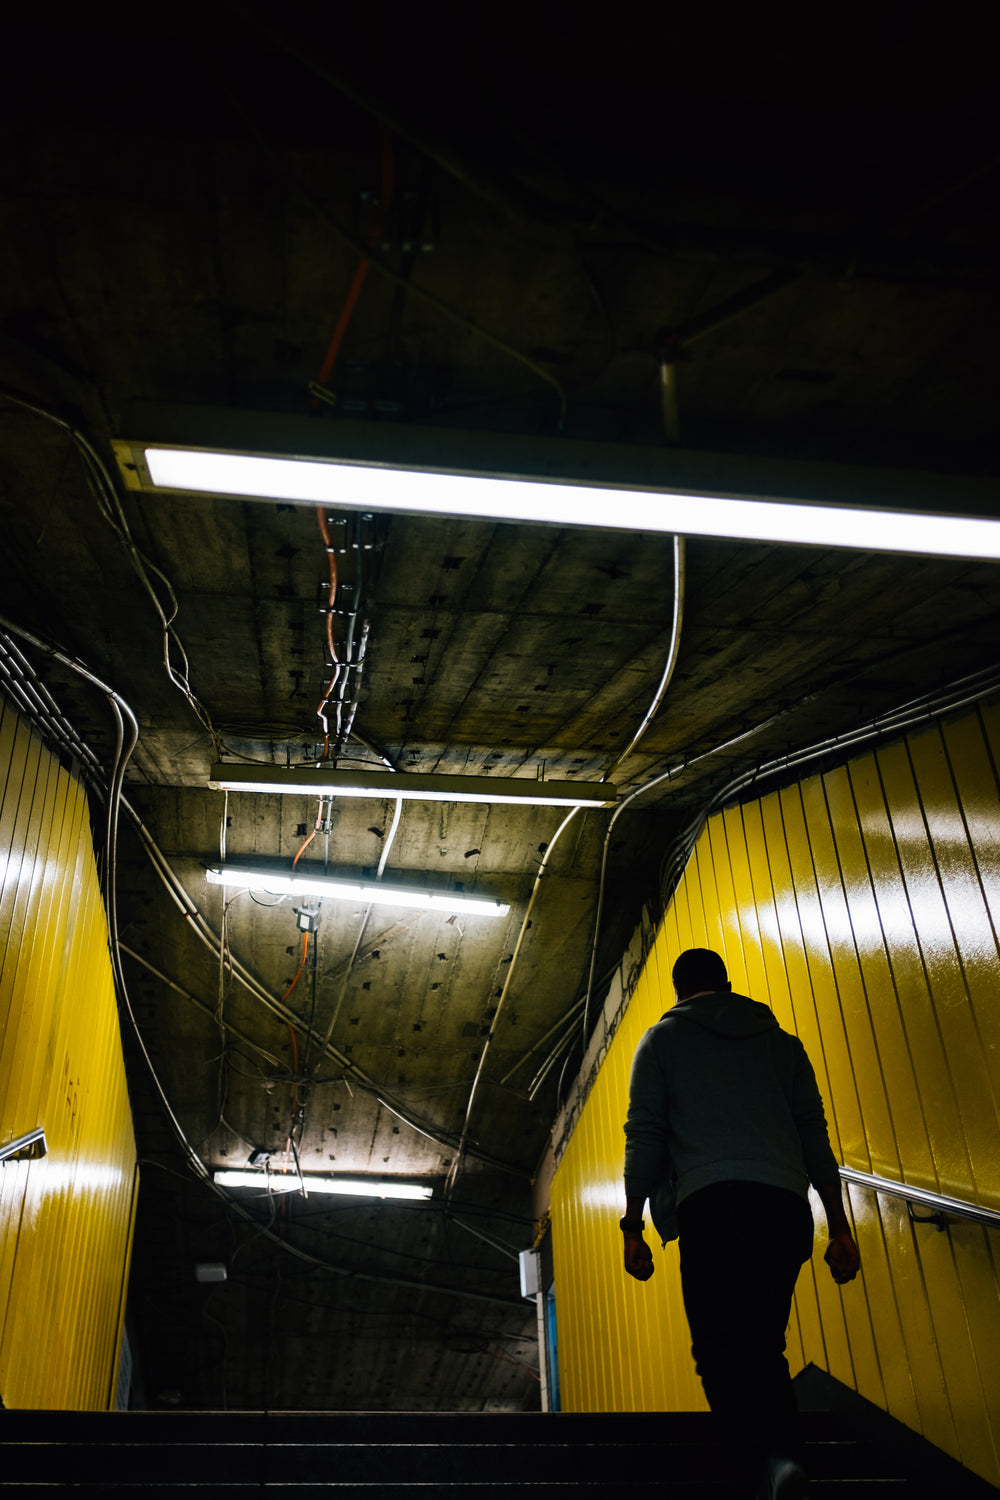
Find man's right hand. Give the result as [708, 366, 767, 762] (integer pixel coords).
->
[623, 1232, 654, 1281]
[824, 1229, 860, 1284]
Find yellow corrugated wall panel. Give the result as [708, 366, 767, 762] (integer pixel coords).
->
[549, 704, 999, 1485]
[551, 913, 706, 1415]
[1, 700, 137, 1411]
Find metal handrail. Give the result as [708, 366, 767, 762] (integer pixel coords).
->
[840, 1166, 1000, 1231]
[0, 1128, 47, 1164]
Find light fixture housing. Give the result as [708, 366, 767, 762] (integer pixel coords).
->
[111, 403, 1000, 560]
[209, 763, 616, 809]
[214, 1169, 432, 1200]
[205, 862, 509, 917]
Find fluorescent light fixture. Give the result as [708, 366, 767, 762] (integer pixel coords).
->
[210, 763, 616, 809]
[205, 863, 509, 917]
[214, 1169, 432, 1200]
[115, 431, 1000, 560]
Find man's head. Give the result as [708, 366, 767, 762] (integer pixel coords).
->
[671, 948, 731, 1001]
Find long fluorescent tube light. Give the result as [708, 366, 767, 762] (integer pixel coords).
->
[131, 444, 1000, 559]
[210, 763, 616, 809]
[205, 863, 509, 917]
[214, 1170, 432, 1200]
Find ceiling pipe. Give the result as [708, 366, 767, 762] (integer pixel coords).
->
[0, 620, 509, 1176]
[657, 271, 802, 447]
[577, 532, 686, 1048]
[449, 533, 687, 1195]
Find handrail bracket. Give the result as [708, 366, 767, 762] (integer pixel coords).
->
[0, 1128, 48, 1165]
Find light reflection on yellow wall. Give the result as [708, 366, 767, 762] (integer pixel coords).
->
[1, 700, 138, 1411]
[550, 704, 999, 1487]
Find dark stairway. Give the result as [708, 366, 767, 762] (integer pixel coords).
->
[1, 1395, 996, 1496]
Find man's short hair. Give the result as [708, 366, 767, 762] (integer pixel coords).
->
[672, 948, 729, 995]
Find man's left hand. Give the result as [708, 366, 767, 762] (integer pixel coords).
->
[824, 1230, 860, 1284]
[623, 1232, 654, 1281]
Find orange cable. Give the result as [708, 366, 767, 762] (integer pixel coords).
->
[312, 119, 396, 404]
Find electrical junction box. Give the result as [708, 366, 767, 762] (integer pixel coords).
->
[195, 1263, 227, 1283]
[518, 1248, 539, 1300]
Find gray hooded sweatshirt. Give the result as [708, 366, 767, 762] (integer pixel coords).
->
[623, 991, 840, 1244]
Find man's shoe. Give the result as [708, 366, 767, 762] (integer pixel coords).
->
[756, 1454, 808, 1500]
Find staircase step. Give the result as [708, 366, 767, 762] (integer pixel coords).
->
[0, 1404, 984, 1495]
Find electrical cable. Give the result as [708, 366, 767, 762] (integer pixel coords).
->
[279, 930, 310, 1194]
[315, 507, 342, 758]
[375, 794, 403, 881]
[656, 660, 1000, 914]
[312, 514, 373, 765]
[308, 791, 403, 1065]
[0, 619, 516, 1175]
[445, 1215, 522, 1264]
[0, 388, 223, 756]
[526, 1011, 589, 1101]
[444, 804, 581, 1207]
[576, 538, 686, 1046]
[218, 110, 569, 421]
[445, 537, 687, 1196]
[118, 945, 285, 1072]
[498, 955, 622, 1092]
[127, 803, 516, 1169]
[0, 611, 208, 1186]
[348, 728, 399, 771]
[312, 119, 395, 408]
[606, 536, 686, 776]
[578, 658, 1000, 1063]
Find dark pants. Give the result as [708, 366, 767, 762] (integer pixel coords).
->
[677, 1181, 814, 1465]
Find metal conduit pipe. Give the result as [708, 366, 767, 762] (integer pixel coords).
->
[578, 533, 686, 1044]
[311, 792, 405, 1062]
[2, 388, 222, 755]
[498, 955, 619, 1094]
[449, 535, 687, 1194]
[0, 616, 208, 1188]
[656, 660, 1000, 911]
[126, 798, 517, 1170]
[577, 656, 1000, 1065]
[1, 617, 494, 1176]
[445, 802, 582, 1204]
[0, 645, 105, 790]
[120, 945, 285, 1072]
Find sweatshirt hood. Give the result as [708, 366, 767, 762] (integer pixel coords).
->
[664, 991, 778, 1038]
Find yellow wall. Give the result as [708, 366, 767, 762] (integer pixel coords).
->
[550, 703, 1000, 1486]
[1, 699, 138, 1410]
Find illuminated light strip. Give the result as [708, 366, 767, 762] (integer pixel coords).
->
[142, 447, 1000, 559]
[209, 763, 616, 809]
[204, 864, 509, 917]
[214, 1169, 432, 1200]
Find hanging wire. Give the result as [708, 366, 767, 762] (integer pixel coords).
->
[576, 534, 686, 1046]
[0, 612, 207, 1183]
[310, 794, 403, 1064]
[218, 103, 569, 424]
[315, 509, 342, 760]
[445, 534, 688, 1200]
[444, 804, 580, 1207]
[311, 118, 396, 410]
[1, 614, 514, 1173]
[0, 388, 223, 756]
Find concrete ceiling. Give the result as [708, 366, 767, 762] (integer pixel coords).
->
[1, 9, 997, 1410]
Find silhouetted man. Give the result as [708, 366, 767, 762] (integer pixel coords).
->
[621, 947, 860, 1500]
